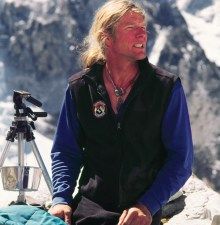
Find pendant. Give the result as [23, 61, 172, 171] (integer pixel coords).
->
[116, 96, 124, 112]
[114, 87, 124, 97]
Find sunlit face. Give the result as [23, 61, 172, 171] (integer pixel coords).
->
[106, 10, 147, 62]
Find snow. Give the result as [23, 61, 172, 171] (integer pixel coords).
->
[176, 0, 192, 10]
[149, 27, 169, 65]
[177, 0, 220, 66]
[0, 58, 6, 100]
[6, 0, 49, 3]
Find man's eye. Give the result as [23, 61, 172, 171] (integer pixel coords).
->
[125, 25, 135, 29]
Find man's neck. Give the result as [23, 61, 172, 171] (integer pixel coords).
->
[105, 58, 139, 85]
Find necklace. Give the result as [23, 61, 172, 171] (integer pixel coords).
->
[105, 64, 138, 112]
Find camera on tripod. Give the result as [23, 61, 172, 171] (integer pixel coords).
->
[6, 91, 48, 143]
[0, 90, 52, 204]
[13, 90, 47, 120]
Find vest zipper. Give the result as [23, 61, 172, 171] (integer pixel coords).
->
[116, 120, 122, 209]
[89, 70, 145, 209]
[116, 85, 144, 209]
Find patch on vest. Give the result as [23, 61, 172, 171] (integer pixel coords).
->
[93, 101, 107, 118]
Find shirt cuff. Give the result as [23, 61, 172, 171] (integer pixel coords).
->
[138, 190, 161, 215]
[52, 196, 73, 207]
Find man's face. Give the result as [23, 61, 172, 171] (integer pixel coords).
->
[106, 11, 147, 62]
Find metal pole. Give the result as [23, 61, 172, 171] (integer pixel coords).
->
[30, 140, 53, 194]
[0, 141, 12, 167]
[17, 133, 26, 203]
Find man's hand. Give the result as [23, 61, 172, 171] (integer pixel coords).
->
[48, 204, 72, 225]
[118, 204, 152, 225]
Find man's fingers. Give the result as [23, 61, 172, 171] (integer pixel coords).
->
[64, 211, 72, 225]
[139, 216, 148, 225]
[49, 204, 72, 224]
[48, 208, 63, 218]
[123, 210, 138, 225]
[118, 210, 127, 225]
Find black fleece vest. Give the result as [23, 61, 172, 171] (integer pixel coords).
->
[69, 59, 178, 211]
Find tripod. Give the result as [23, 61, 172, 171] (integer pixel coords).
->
[0, 91, 52, 203]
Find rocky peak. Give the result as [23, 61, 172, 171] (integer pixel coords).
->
[163, 175, 220, 224]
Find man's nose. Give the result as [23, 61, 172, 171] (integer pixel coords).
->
[136, 27, 147, 39]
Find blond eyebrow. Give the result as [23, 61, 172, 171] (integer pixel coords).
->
[123, 21, 146, 26]
[123, 23, 146, 29]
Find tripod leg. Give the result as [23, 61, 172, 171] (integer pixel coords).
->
[17, 133, 26, 203]
[0, 141, 12, 167]
[29, 140, 53, 195]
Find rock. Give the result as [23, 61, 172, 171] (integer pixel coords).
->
[163, 175, 220, 225]
[211, 215, 220, 225]
[162, 195, 186, 218]
[1, 0, 78, 116]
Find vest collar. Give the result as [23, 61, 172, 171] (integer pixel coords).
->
[85, 57, 156, 89]
[83, 58, 156, 109]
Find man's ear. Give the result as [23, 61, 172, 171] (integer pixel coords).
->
[103, 33, 112, 48]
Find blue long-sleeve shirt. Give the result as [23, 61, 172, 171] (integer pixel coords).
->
[51, 79, 193, 215]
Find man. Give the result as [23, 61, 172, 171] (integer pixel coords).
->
[49, 0, 193, 225]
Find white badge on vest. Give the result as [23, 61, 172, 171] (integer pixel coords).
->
[93, 101, 107, 118]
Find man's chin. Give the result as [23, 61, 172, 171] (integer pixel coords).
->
[136, 54, 147, 61]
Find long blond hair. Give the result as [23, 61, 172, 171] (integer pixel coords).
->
[80, 0, 147, 68]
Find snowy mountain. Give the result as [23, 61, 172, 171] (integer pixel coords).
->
[0, 0, 220, 199]
[0, 1, 220, 223]
[176, 0, 220, 66]
[145, 0, 220, 192]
